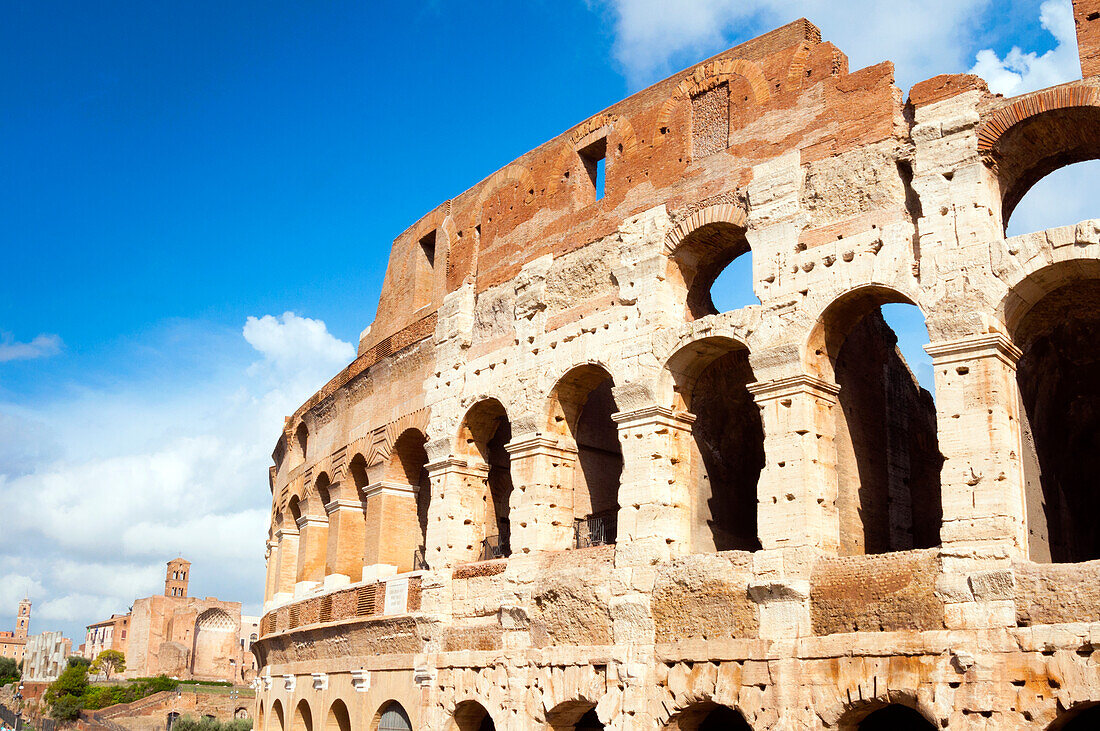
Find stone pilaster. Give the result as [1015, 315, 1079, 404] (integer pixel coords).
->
[612, 405, 697, 564]
[424, 458, 491, 567]
[748, 375, 841, 553]
[504, 434, 577, 554]
[273, 527, 299, 599]
[263, 539, 279, 605]
[362, 481, 420, 574]
[325, 497, 365, 581]
[295, 514, 328, 586]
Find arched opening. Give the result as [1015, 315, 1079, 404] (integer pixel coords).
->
[375, 700, 411, 731]
[667, 336, 763, 552]
[235, 708, 249, 720]
[288, 496, 302, 526]
[271, 701, 285, 731]
[293, 699, 313, 731]
[451, 700, 495, 731]
[665, 702, 751, 730]
[1007, 160, 1100, 236]
[669, 220, 753, 319]
[457, 399, 514, 560]
[1007, 262, 1100, 562]
[374, 428, 430, 572]
[315, 473, 331, 509]
[325, 700, 351, 731]
[1052, 703, 1100, 729]
[546, 701, 604, 730]
[986, 105, 1100, 234]
[809, 288, 942, 555]
[257, 702, 265, 731]
[549, 365, 623, 548]
[295, 422, 309, 464]
[853, 704, 935, 730]
[168, 712, 181, 731]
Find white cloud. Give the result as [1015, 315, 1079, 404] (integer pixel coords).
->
[969, 0, 1080, 95]
[1006, 159, 1100, 235]
[0, 313, 353, 641]
[0, 333, 62, 362]
[592, 0, 995, 91]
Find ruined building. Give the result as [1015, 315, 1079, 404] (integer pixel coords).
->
[252, 4, 1100, 728]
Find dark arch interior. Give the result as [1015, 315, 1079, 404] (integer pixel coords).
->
[668, 703, 752, 731]
[575, 709, 604, 730]
[671, 221, 752, 319]
[453, 702, 495, 731]
[819, 297, 942, 555]
[461, 400, 514, 558]
[1057, 704, 1100, 729]
[573, 375, 622, 546]
[674, 341, 763, 552]
[858, 705, 934, 730]
[1014, 279, 1100, 563]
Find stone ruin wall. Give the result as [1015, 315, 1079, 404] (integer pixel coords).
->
[252, 4, 1100, 729]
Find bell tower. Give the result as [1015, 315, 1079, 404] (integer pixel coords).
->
[165, 557, 191, 598]
[15, 598, 30, 640]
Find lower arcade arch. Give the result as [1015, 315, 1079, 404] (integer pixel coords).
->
[666, 336, 763, 552]
[1005, 261, 1100, 562]
[293, 699, 312, 731]
[374, 700, 413, 731]
[843, 704, 936, 730]
[256, 702, 266, 731]
[549, 365, 623, 548]
[808, 287, 942, 555]
[326, 700, 351, 731]
[271, 700, 285, 731]
[452, 700, 496, 731]
[665, 702, 752, 730]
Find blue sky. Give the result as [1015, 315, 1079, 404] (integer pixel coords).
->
[0, 0, 1092, 644]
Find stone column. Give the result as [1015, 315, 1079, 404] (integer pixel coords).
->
[926, 334, 1027, 556]
[424, 458, 490, 567]
[747, 375, 842, 553]
[294, 515, 328, 590]
[324, 495, 365, 586]
[504, 434, 577, 554]
[263, 539, 279, 605]
[362, 481, 420, 574]
[273, 527, 299, 600]
[611, 405, 697, 564]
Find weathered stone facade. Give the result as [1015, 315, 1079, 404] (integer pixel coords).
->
[253, 6, 1100, 729]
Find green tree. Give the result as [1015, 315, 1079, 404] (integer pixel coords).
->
[90, 649, 126, 681]
[67, 655, 91, 669]
[45, 662, 89, 703]
[49, 694, 84, 721]
[0, 657, 19, 685]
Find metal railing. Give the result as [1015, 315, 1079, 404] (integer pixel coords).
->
[574, 510, 617, 548]
[479, 532, 510, 561]
[413, 547, 428, 570]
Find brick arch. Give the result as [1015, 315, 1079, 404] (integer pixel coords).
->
[475, 163, 538, 211]
[654, 58, 771, 148]
[977, 85, 1100, 227]
[664, 203, 748, 254]
[548, 113, 640, 196]
[785, 42, 813, 87]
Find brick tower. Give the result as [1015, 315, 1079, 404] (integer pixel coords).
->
[165, 557, 190, 598]
[14, 598, 29, 640]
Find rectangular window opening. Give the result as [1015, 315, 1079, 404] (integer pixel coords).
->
[419, 230, 436, 269]
[579, 137, 607, 202]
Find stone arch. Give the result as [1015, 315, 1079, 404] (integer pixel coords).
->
[374, 427, 430, 571]
[450, 699, 498, 731]
[1050, 702, 1100, 729]
[654, 58, 771, 149]
[325, 699, 351, 731]
[271, 700, 285, 731]
[665, 334, 763, 552]
[818, 688, 935, 730]
[977, 86, 1100, 229]
[665, 204, 752, 319]
[310, 472, 332, 514]
[257, 701, 266, 731]
[293, 699, 313, 731]
[548, 364, 623, 547]
[546, 700, 606, 730]
[999, 259, 1100, 562]
[372, 700, 412, 731]
[664, 702, 751, 730]
[456, 398, 514, 559]
[806, 285, 942, 555]
[833, 701, 936, 730]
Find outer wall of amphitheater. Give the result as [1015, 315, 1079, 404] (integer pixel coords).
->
[252, 3, 1100, 728]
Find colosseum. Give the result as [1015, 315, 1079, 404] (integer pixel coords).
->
[252, 4, 1100, 729]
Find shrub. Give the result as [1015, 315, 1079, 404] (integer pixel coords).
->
[50, 694, 83, 721]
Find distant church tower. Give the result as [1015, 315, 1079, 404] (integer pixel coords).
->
[15, 598, 30, 640]
[165, 557, 191, 598]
